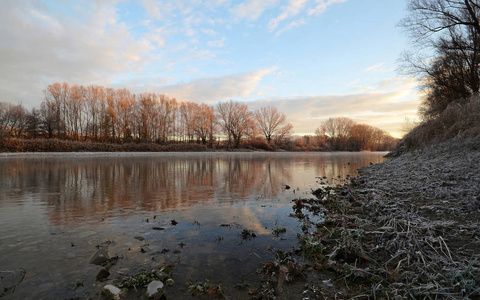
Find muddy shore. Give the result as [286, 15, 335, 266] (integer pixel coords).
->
[279, 136, 480, 299]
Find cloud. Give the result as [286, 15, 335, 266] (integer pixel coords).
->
[0, 0, 154, 107]
[267, 0, 347, 36]
[231, 0, 279, 21]
[308, 0, 348, 16]
[153, 68, 277, 103]
[141, 0, 175, 21]
[268, 0, 308, 31]
[201, 28, 219, 36]
[364, 63, 384, 72]
[274, 19, 307, 36]
[207, 37, 226, 48]
[247, 78, 420, 137]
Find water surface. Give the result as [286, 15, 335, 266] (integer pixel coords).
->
[0, 152, 386, 299]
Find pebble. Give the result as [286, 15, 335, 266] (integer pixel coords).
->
[146, 280, 164, 298]
[90, 249, 110, 265]
[166, 278, 175, 286]
[102, 285, 123, 300]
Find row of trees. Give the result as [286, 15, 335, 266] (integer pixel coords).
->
[315, 117, 397, 151]
[0, 83, 295, 149]
[1, 82, 397, 151]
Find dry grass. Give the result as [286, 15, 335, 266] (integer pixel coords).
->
[396, 97, 480, 154]
[0, 138, 209, 152]
[292, 185, 480, 299]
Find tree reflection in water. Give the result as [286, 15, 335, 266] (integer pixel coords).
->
[0, 152, 386, 299]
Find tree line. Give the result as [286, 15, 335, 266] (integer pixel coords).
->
[402, 0, 480, 120]
[0, 82, 396, 151]
[396, 0, 480, 148]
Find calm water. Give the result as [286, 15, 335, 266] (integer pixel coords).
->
[0, 152, 386, 299]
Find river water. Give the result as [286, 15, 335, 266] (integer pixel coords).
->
[0, 152, 386, 299]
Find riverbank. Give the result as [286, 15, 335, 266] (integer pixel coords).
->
[281, 135, 480, 299]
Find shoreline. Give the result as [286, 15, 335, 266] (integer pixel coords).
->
[281, 136, 480, 298]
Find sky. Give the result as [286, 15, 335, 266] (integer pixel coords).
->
[0, 0, 421, 138]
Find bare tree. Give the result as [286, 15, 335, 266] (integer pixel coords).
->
[254, 106, 289, 143]
[216, 100, 253, 148]
[319, 117, 354, 150]
[401, 0, 480, 118]
[194, 103, 217, 145]
[0, 102, 27, 137]
[179, 102, 199, 142]
[39, 99, 57, 138]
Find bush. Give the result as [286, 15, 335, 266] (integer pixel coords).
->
[0, 139, 209, 153]
[395, 97, 480, 154]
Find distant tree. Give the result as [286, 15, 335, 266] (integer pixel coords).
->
[135, 93, 157, 141]
[216, 100, 254, 148]
[179, 102, 199, 142]
[254, 106, 292, 144]
[26, 108, 42, 138]
[0, 102, 27, 137]
[194, 103, 217, 145]
[115, 88, 135, 141]
[349, 123, 374, 151]
[320, 117, 354, 150]
[39, 99, 57, 138]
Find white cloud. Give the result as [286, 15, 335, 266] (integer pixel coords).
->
[207, 37, 226, 48]
[268, 0, 308, 31]
[141, 0, 175, 21]
[201, 28, 219, 36]
[308, 0, 348, 16]
[155, 68, 277, 103]
[274, 19, 307, 36]
[364, 63, 384, 72]
[247, 77, 420, 137]
[0, 0, 155, 107]
[231, 0, 279, 21]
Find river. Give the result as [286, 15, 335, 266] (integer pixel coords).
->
[0, 152, 386, 299]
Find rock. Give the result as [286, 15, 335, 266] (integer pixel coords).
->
[146, 280, 164, 299]
[155, 271, 169, 280]
[277, 265, 288, 292]
[102, 284, 123, 300]
[96, 267, 110, 281]
[90, 249, 110, 265]
[134, 236, 145, 241]
[166, 278, 175, 286]
[141, 246, 151, 253]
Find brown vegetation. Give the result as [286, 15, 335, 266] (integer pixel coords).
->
[315, 117, 397, 151]
[394, 96, 480, 154]
[0, 138, 208, 153]
[395, 1, 480, 153]
[0, 82, 397, 152]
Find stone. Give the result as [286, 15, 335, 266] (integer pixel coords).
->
[166, 278, 175, 286]
[96, 267, 110, 281]
[146, 280, 164, 298]
[134, 236, 145, 241]
[141, 246, 151, 253]
[155, 271, 169, 280]
[102, 285, 123, 300]
[90, 249, 110, 265]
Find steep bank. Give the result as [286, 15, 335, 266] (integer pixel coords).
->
[289, 135, 480, 299]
